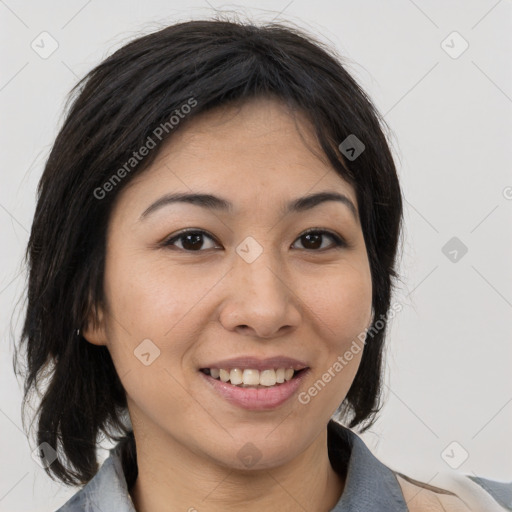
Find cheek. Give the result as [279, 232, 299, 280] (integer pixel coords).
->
[296, 268, 370, 417]
[105, 244, 200, 332]
[303, 264, 372, 344]
[103, 255, 221, 374]
[104, 262, 201, 432]
[300, 263, 372, 404]
[105, 248, 372, 355]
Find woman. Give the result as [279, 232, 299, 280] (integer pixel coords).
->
[14, 18, 510, 512]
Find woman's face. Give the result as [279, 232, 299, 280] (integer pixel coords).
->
[84, 96, 373, 470]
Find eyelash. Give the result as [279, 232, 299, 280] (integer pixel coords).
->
[162, 228, 347, 252]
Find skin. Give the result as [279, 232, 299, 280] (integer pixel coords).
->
[83, 96, 373, 512]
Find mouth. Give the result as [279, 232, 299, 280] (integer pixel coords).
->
[199, 367, 308, 388]
[199, 366, 310, 410]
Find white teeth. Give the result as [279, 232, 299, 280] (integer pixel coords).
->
[206, 367, 300, 387]
[242, 369, 260, 386]
[259, 369, 276, 386]
[229, 368, 243, 385]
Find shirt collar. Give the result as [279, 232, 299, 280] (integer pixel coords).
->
[327, 420, 408, 511]
[56, 420, 407, 511]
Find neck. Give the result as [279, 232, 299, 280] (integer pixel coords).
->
[129, 424, 345, 512]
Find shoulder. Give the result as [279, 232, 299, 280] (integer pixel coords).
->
[394, 470, 511, 512]
[55, 443, 136, 512]
[396, 472, 471, 511]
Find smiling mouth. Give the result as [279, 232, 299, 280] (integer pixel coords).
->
[199, 368, 308, 388]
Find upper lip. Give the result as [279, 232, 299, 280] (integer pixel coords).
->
[200, 356, 309, 371]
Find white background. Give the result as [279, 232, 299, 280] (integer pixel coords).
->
[1, 1, 511, 510]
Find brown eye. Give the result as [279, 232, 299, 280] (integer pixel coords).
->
[293, 229, 346, 251]
[162, 228, 346, 253]
[163, 230, 218, 251]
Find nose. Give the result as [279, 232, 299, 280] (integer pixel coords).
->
[218, 249, 301, 339]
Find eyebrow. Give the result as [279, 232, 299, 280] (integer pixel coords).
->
[139, 191, 358, 221]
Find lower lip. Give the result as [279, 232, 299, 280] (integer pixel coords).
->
[199, 370, 309, 410]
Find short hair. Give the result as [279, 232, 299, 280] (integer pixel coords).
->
[13, 18, 404, 487]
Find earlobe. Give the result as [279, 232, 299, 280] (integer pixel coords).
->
[80, 303, 108, 346]
[81, 326, 108, 346]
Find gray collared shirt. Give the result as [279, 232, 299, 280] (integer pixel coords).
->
[55, 420, 511, 511]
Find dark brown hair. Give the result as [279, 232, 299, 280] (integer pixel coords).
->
[13, 18, 404, 488]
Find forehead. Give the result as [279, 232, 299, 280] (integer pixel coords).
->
[159, 96, 326, 166]
[119, 96, 357, 214]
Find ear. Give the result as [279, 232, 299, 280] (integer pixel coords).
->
[81, 299, 108, 347]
